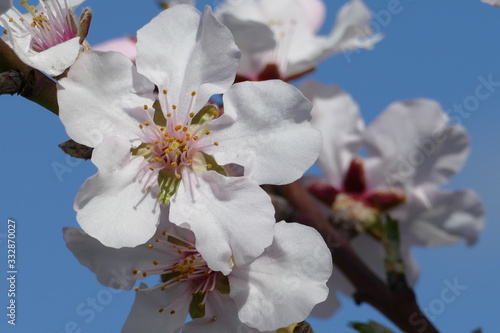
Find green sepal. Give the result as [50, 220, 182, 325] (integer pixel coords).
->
[158, 170, 182, 204]
[349, 320, 395, 333]
[160, 271, 181, 284]
[191, 105, 218, 126]
[188, 292, 206, 319]
[153, 99, 167, 126]
[215, 274, 230, 295]
[130, 143, 152, 158]
[191, 152, 227, 176]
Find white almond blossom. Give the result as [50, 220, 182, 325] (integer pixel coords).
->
[216, 0, 382, 81]
[0, 0, 87, 76]
[482, 0, 500, 7]
[64, 221, 332, 332]
[301, 81, 484, 317]
[58, 5, 321, 274]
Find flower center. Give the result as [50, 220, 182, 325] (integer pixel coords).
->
[133, 91, 223, 203]
[131, 230, 226, 317]
[3, 0, 78, 52]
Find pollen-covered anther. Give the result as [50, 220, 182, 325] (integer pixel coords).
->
[139, 124, 143, 129]
[153, 261, 158, 265]
[162, 89, 168, 94]
[142, 272, 148, 277]
[170, 310, 176, 315]
[144, 121, 150, 126]
[149, 166, 155, 171]
[191, 91, 197, 96]
[148, 244, 153, 248]
[132, 269, 138, 275]
[189, 112, 195, 117]
[175, 125, 182, 131]
[143, 105, 149, 110]
[172, 105, 177, 110]
[205, 130, 211, 135]
[214, 142, 219, 146]
[207, 164, 212, 169]
[159, 308, 164, 313]
[134, 287, 139, 291]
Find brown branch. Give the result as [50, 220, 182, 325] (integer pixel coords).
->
[279, 181, 439, 333]
[0, 39, 58, 114]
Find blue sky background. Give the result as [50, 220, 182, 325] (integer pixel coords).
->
[1, 0, 499, 332]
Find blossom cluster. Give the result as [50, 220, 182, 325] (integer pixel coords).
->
[0, 0, 488, 331]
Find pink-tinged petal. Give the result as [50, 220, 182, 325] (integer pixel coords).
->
[63, 227, 171, 290]
[298, 0, 326, 33]
[136, 5, 240, 115]
[74, 136, 160, 248]
[400, 190, 484, 247]
[93, 36, 137, 62]
[208, 80, 321, 185]
[301, 81, 364, 187]
[58, 51, 155, 147]
[170, 170, 275, 275]
[364, 99, 470, 191]
[184, 292, 270, 333]
[482, 0, 500, 7]
[121, 283, 188, 333]
[230, 222, 332, 331]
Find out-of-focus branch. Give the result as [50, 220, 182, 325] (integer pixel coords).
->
[278, 181, 439, 333]
[0, 39, 58, 114]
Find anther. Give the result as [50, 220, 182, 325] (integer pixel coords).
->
[162, 89, 167, 94]
[134, 287, 139, 291]
[172, 105, 177, 110]
[149, 167, 155, 171]
[132, 270, 138, 275]
[148, 244, 153, 248]
[153, 261, 158, 265]
[139, 124, 143, 129]
[189, 112, 195, 117]
[144, 121, 150, 126]
[191, 91, 197, 96]
[142, 272, 147, 277]
[170, 310, 176, 315]
[214, 142, 219, 146]
[205, 130, 211, 135]
[143, 105, 149, 110]
[159, 308, 164, 313]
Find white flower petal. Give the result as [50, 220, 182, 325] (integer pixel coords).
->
[7, 34, 81, 76]
[400, 190, 485, 246]
[63, 227, 172, 290]
[301, 80, 364, 186]
[184, 292, 270, 333]
[74, 136, 160, 248]
[208, 80, 321, 185]
[230, 222, 332, 331]
[58, 51, 155, 147]
[325, 0, 382, 53]
[217, 13, 276, 54]
[482, 0, 500, 7]
[136, 5, 240, 114]
[170, 170, 275, 275]
[364, 99, 470, 191]
[121, 283, 188, 333]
